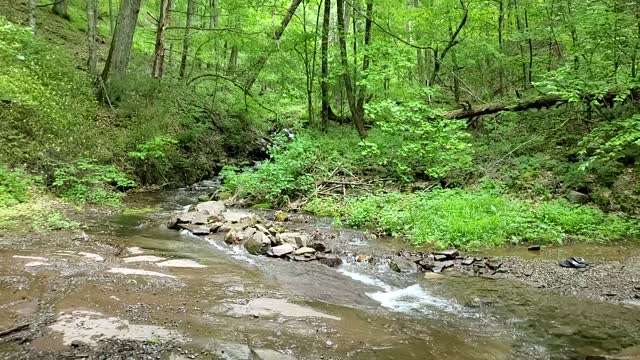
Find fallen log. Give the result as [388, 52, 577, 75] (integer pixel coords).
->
[443, 87, 640, 120]
[443, 95, 564, 120]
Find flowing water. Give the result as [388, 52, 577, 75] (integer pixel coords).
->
[1, 183, 640, 359]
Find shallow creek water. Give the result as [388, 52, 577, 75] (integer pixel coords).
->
[1, 185, 640, 359]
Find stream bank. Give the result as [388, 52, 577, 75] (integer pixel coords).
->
[0, 182, 639, 359]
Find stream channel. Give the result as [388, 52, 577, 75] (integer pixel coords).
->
[1, 181, 639, 360]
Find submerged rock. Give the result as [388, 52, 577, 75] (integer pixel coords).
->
[390, 256, 418, 273]
[178, 223, 212, 235]
[317, 254, 342, 268]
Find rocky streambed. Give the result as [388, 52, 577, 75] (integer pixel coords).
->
[1, 184, 640, 360]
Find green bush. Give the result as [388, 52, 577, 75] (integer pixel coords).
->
[51, 159, 135, 206]
[306, 188, 640, 249]
[0, 166, 33, 206]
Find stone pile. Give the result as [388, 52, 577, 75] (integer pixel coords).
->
[391, 249, 506, 277]
[167, 201, 342, 268]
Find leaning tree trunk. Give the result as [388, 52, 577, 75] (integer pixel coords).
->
[53, 0, 69, 19]
[152, 0, 171, 78]
[87, 0, 98, 76]
[321, 0, 331, 130]
[336, 0, 366, 139]
[244, 0, 303, 92]
[355, 0, 373, 119]
[101, 0, 143, 89]
[179, 0, 196, 79]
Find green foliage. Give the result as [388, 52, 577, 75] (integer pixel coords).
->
[365, 100, 473, 181]
[580, 114, 640, 170]
[51, 159, 135, 206]
[0, 166, 34, 206]
[305, 189, 640, 249]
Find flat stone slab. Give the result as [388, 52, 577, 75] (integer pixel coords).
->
[78, 252, 105, 262]
[48, 310, 183, 346]
[123, 255, 166, 263]
[107, 267, 176, 278]
[228, 298, 340, 321]
[13, 255, 48, 261]
[24, 261, 51, 267]
[156, 259, 207, 268]
[126, 247, 145, 255]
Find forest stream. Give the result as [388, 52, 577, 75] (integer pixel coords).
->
[1, 181, 640, 360]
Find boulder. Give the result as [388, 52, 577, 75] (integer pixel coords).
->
[418, 257, 435, 269]
[225, 229, 241, 244]
[567, 190, 589, 204]
[196, 201, 225, 216]
[527, 245, 542, 251]
[318, 255, 342, 268]
[390, 256, 418, 273]
[485, 259, 503, 271]
[275, 212, 289, 222]
[222, 210, 257, 224]
[276, 232, 310, 249]
[355, 254, 371, 262]
[434, 254, 448, 261]
[244, 232, 271, 255]
[294, 247, 316, 256]
[197, 194, 211, 202]
[267, 244, 295, 257]
[168, 211, 211, 228]
[242, 227, 257, 241]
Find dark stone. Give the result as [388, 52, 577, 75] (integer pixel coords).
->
[432, 260, 454, 273]
[318, 256, 342, 268]
[418, 258, 435, 269]
[167, 216, 179, 229]
[310, 242, 327, 253]
[528, 245, 541, 251]
[567, 190, 589, 204]
[485, 260, 502, 270]
[390, 256, 418, 273]
[434, 254, 448, 261]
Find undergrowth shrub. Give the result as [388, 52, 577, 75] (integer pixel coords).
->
[0, 165, 34, 206]
[305, 188, 640, 249]
[50, 159, 135, 206]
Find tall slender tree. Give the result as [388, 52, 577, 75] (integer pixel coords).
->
[87, 0, 98, 76]
[153, 0, 171, 79]
[321, 0, 331, 130]
[179, 0, 196, 79]
[53, 0, 69, 20]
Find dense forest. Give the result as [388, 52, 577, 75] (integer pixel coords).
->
[2, 0, 640, 248]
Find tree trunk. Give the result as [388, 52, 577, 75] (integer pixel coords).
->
[109, 0, 115, 33]
[321, 0, 331, 130]
[524, 7, 533, 88]
[244, 0, 304, 91]
[29, 0, 36, 35]
[211, 0, 219, 28]
[497, 0, 504, 95]
[53, 0, 69, 20]
[87, 0, 98, 76]
[101, 0, 143, 87]
[152, 0, 171, 79]
[179, 0, 196, 79]
[227, 45, 238, 72]
[356, 0, 373, 117]
[337, 0, 366, 139]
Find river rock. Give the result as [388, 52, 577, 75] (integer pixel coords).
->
[168, 211, 210, 229]
[275, 212, 289, 222]
[567, 190, 589, 204]
[434, 254, 448, 261]
[434, 249, 460, 259]
[293, 255, 313, 262]
[424, 272, 446, 280]
[418, 257, 434, 269]
[196, 201, 225, 216]
[355, 254, 371, 262]
[485, 259, 503, 270]
[432, 260, 454, 273]
[242, 227, 257, 241]
[267, 244, 295, 257]
[461, 257, 475, 265]
[528, 245, 542, 251]
[276, 232, 309, 248]
[318, 255, 342, 268]
[390, 256, 418, 273]
[294, 247, 316, 256]
[222, 210, 256, 224]
[178, 223, 212, 235]
[225, 229, 241, 244]
[244, 232, 271, 255]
